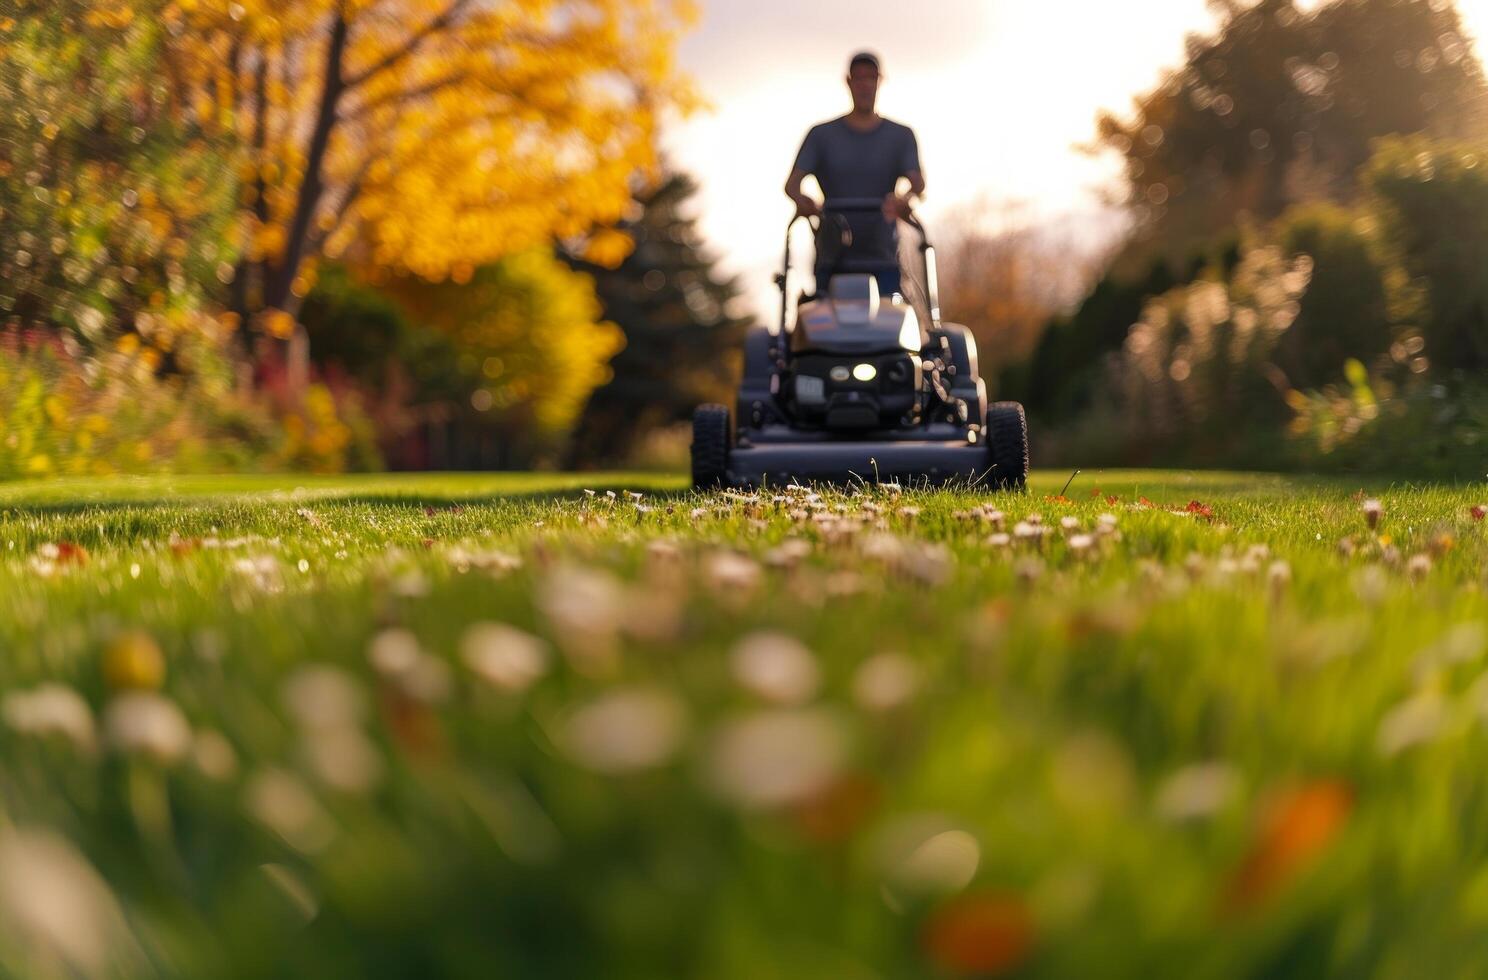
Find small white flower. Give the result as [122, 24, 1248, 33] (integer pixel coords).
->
[702, 708, 849, 809]
[0, 827, 136, 976]
[730, 632, 820, 705]
[1267, 560, 1292, 596]
[561, 688, 688, 774]
[282, 666, 366, 731]
[390, 569, 431, 598]
[852, 653, 920, 712]
[367, 628, 422, 677]
[1014, 557, 1044, 584]
[1067, 534, 1095, 554]
[2, 685, 96, 752]
[763, 538, 813, 569]
[1060, 516, 1080, 531]
[1013, 521, 1047, 541]
[398, 656, 453, 705]
[460, 623, 549, 694]
[703, 551, 763, 594]
[1154, 763, 1239, 821]
[302, 727, 383, 794]
[192, 729, 239, 781]
[233, 555, 283, 592]
[245, 769, 336, 854]
[1377, 694, 1446, 757]
[886, 829, 981, 897]
[104, 692, 191, 764]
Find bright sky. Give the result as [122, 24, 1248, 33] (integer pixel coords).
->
[664, 0, 1488, 321]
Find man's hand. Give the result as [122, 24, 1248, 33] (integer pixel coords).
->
[793, 195, 822, 219]
[883, 193, 913, 222]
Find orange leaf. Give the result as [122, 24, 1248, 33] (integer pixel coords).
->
[791, 775, 880, 844]
[922, 892, 1035, 976]
[1223, 780, 1353, 913]
[56, 541, 89, 565]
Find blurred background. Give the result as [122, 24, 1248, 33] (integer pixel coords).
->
[6, 0, 1488, 479]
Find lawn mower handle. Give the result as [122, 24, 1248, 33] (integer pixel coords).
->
[777, 198, 939, 334]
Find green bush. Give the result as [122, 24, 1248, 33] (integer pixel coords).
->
[1046, 246, 1312, 468]
[1365, 136, 1488, 372]
[1286, 361, 1488, 478]
[1272, 203, 1408, 388]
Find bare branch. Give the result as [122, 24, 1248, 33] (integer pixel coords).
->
[343, 0, 473, 89]
[339, 70, 469, 123]
[307, 161, 373, 255]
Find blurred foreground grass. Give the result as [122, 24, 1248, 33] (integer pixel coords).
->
[3, 469, 1488, 978]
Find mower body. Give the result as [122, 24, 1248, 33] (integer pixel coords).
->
[692, 199, 1028, 490]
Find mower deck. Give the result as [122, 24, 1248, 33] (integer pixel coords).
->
[726, 437, 990, 488]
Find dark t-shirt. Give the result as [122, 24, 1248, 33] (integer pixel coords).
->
[792, 116, 921, 263]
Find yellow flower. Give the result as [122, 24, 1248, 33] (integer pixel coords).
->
[103, 631, 166, 691]
[43, 396, 67, 426]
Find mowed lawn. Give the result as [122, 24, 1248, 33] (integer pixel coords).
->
[3, 469, 1488, 978]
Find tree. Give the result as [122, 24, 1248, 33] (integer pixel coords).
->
[1272, 201, 1405, 386]
[378, 249, 624, 463]
[935, 203, 1098, 377]
[1365, 136, 1488, 371]
[564, 172, 750, 467]
[161, 0, 695, 350]
[0, 2, 239, 355]
[1110, 244, 1312, 460]
[1097, 0, 1487, 258]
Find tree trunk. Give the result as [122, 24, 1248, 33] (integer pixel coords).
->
[266, 12, 348, 315]
[246, 13, 349, 399]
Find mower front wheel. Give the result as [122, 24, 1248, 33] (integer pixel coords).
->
[691, 404, 732, 490]
[986, 401, 1029, 491]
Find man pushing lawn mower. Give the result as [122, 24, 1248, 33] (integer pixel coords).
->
[785, 51, 925, 300]
[690, 51, 1029, 492]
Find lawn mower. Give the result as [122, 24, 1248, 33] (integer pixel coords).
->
[691, 198, 1029, 490]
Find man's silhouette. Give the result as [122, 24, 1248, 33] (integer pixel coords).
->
[784, 51, 926, 297]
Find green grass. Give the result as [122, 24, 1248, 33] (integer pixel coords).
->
[3, 468, 1488, 978]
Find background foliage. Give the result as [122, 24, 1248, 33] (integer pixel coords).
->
[1004, 0, 1488, 479]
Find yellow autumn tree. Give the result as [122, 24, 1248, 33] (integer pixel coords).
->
[380, 249, 625, 445]
[160, 0, 695, 339]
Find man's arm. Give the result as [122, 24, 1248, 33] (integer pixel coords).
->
[884, 170, 925, 221]
[884, 128, 925, 221]
[786, 126, 823, 217]
[784, 168, 821, 218]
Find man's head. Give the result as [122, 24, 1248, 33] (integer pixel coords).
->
[846, 51, 881, 114]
